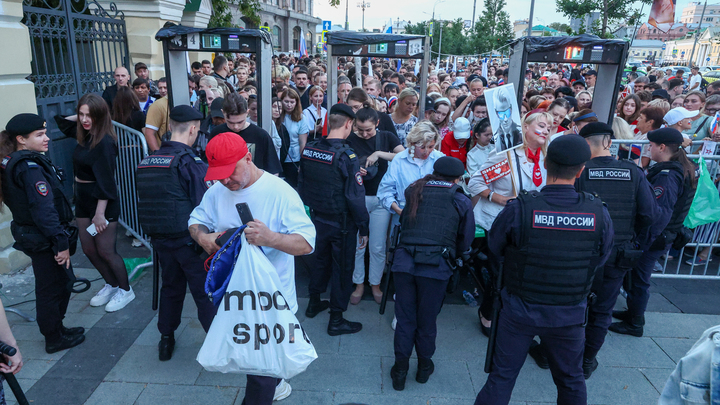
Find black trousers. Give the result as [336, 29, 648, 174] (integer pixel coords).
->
[475, 314, 586, 405]
[584, 264, 626, 360]
[156, 244, 217, 335]
[29, 250, 71, 343]
[282, 162, 299, 189]
[307, 218, 357, 312]
[241, 375, 280, 405]
[393, 272, 448, 361]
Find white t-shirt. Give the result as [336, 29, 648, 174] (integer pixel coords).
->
[689, 73, 702, 91]
[188, 172, 316, 314]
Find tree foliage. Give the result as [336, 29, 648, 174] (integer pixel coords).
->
[555, 0, 651, 37]
[549, 22, 572, 35]
[469, 0, 513, 54]
[209, 0, 262, 28]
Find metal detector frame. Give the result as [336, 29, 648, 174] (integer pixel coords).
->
[326, 31, 431, 117]
[155, 26, 273, 135]
[507, 35, 629, 124]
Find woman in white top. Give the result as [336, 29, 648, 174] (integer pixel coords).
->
[465, 118, 493, 176]
[302, 86, 326, 143]
[467, 111, 551, 332]
[280, 88, 309, 188]
[468, 111, 552, 231]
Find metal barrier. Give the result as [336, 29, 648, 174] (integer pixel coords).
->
[113, 121, 153, 279]
[610, 139, 720, 279]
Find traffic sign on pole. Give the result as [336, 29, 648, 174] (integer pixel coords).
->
[429, 21, 434, 37]
[323, 21, 332, 31]
[322, 30, 328, 43]
[707, 57, 711, 62]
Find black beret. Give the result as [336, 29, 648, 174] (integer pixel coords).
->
[169, 105, 203, 122]
[647, 127, 684, 145]
[5, 113, 46, 136]
[433, 156, 465, 178]
[330, 103, 356, 120]
[579, 122, 614, 138]
[547, 134, 591, 166]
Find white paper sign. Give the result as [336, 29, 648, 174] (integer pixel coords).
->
[701, 140, 717, 156]
[408, 39, 422, 56]
[188, 32, 200, 50]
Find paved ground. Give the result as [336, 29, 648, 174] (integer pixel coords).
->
[1, 230, 720, 404]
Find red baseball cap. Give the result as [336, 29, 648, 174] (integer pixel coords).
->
[204, 132, 249, 181]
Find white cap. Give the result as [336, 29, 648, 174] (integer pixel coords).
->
[453, 117, 471, 140]
[663, 107, 699, 126]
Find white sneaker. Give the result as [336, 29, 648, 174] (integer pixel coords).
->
[273, 379, 292, 401]
[105, 287, 136, 312]
[89, 284, 118, 307]
[131, 238, 143, 247]
[391, 316, 397, 331]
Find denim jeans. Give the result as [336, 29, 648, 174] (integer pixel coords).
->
[354, 195, 391, 286]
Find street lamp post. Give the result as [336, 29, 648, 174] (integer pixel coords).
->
[345, 0, 349, 30]
[357, 1, 370, 32]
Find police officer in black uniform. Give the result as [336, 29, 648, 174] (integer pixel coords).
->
[610, 128, 696, 337]
[475, 135, 614, 405]
[298, 104, 370, 336]
[390, 156, 475, 391]
[0, 114, 85, 353]
[574, 122, 657, 379]
[136, 105, 217, 361]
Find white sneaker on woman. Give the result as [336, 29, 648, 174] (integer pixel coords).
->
[273, 379, 292, 401]
[89, 284, 118, 307]
[105, 287, 135, 312]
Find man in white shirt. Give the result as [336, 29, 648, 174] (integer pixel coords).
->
[688, 66, 702, 92]
[188, 132, 316, 405]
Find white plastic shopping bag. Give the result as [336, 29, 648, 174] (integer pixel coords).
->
[197, 233, 317, 379]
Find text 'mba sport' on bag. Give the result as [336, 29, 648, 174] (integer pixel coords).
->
[198, 233, 318, 379]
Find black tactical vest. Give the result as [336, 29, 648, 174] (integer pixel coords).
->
[576, 158, 640, 246]
[504, 190, 605, 306]
[399, 180, 461, 258]
[646, 161, 696, 232]
[299, 140, 352, 219]
[136, 150, 201, 239]
[1, 150, 73, 226]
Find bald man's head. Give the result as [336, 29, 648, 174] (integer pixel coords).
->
[114, 67, 130, 87]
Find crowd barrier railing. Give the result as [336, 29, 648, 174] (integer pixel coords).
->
[112, 121, 153, 279]
[610, 139, 720, 278]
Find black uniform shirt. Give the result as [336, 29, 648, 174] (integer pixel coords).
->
[209, 123, 282, 175]
[392, 190, 475, 280]
[647, 165, 685, 240]
[297, 138, 370, 236]
[489, 185, 614, 327]
[11, 159, 70, 252]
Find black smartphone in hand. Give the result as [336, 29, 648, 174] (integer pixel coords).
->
[236, 202, 254, 224]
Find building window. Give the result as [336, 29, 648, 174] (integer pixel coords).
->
[273, 26, 281, 50]
[293, 27, 301, 51]
[291, 0, 295, 9]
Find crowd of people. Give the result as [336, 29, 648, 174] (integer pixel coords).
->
[0, 50, 717, 404]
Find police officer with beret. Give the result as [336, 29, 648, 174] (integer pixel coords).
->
[610, 128, 696, 337]
[136, 105, 217, 361]
[390, 156, 475, 391]
[1, 113, 85, 353]
[573, 122, 657, 378]
[298, 104, 370, 336]
[475, 135, 614, 405]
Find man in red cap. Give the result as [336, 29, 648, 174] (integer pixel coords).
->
[188, 132, 316, 404]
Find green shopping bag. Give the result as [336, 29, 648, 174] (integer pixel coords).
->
[684, 157, 720, 228]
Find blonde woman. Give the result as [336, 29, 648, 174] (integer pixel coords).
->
[468, 111, 553, 335]
[391, 88, 420, 146]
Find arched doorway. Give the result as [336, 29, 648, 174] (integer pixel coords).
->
[293, 27, 301, 53]
[273, 26, 282, 51]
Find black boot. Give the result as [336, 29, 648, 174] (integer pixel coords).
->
[608, 315, 644, 337]
[611, 310, 631, 322]
[305, 294, 330, 318]
[528, 340, 549, 369]
[416, 358, 435, 383]
[45, 333, 85, 354]
[391, 359, 409, 391]
[327, 311, 362, 336]
[583, 357, 599, 380]
[61, 325, 85, 336]
[158, 334, 175, 361]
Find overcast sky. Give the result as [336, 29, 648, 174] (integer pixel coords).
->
[312, 0, 704, 32]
